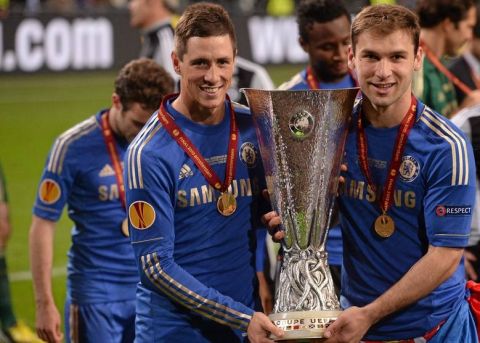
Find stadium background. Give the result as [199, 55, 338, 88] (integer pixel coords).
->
[0, 0, 418, 331]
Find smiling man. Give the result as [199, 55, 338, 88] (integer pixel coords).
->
[124, 3, 282, 343]
[263, 4, 477, 342]
[325, 4, 477, 342]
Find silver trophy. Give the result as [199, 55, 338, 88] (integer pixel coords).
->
[242, 88, 358, 341]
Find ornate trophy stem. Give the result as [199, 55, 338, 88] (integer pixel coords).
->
[243, 88, 358, 341]
[275, 248, 338, 313]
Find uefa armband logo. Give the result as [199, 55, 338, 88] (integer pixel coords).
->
[128, 201, 156, 230]
[435, 205, 472, 217]
[38, 179, 61, 204]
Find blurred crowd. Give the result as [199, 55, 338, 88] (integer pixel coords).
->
[1, 0, 419, 16]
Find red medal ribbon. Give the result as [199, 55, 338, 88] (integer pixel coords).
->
[357, 95, 417, 214]
[157, 93, 238, 193]
[421, 40, 473, 96]
[306, 65, 320, 90]
[306, 65, 358, 89]
[100, 111, 126, 209]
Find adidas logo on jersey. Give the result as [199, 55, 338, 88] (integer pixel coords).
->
[178, 164, 193, 180]
[99, 164, 115, 177]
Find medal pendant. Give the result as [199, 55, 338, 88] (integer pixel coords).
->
[374, 214, 395, 238]
[121, 218, 130, 237]
[217, 192, 237, 216]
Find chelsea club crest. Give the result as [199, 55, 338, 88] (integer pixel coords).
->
[240, 142, 258, 168]
[399, 155, 420, 182]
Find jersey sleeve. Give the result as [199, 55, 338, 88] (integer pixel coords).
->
[125, 148, 254, 331]
[32, 138, 76, 221]
[423, 131, 476, 247]
[255, 227, 267, 273]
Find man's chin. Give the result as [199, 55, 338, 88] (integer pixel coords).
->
[319, 71, 349, 83]
[199, 99, 223, 110]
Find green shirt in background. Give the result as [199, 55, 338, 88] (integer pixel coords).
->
[413, 57, 458, 118]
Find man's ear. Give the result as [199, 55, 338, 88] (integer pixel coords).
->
[111, 93, 122, 110]
[414, 46, 424, 72]
[347, 45, 355, 70]
[171, 51, 181, 75]
[299, 36, 308, 53]
[441, 17, 455, 34]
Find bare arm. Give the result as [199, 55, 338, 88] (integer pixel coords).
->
[29, 215, 63, 343]
[324, 245, 463, 342]
[257, 271, 273, 315]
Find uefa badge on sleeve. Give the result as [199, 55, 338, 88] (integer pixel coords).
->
[39, 179, 61, 204]
[128, 201, 156, 230]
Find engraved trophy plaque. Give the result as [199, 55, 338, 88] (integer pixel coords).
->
[242, 88, 358, 341]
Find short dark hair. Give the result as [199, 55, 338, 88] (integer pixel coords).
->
[297, 0, 351, 43]
[416, 0, 475, 28]
[351, 4, 420, 54]
[174, 2, 237, 60]
[115, 58, 174, 111]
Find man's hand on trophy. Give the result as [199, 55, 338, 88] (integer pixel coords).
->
[323, 306, 372, 343]
[247, 312, 284, 343]
[339, 163, 347, 189]
[260, 189, 284, 242]
[261, 211, 284, 242]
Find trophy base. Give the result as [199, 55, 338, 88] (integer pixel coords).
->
[269, 310, 341, 341]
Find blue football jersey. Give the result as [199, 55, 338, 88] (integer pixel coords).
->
[125, 97, 267, 340]
[278, 68, 356, 91]
[339, 98, 476, 339]
[33, 110, 138, 304]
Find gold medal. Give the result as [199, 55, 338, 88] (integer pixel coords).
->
[217, 192, 237, 216]
[374, 214, 395, 238]
[121, 218, 129, 237]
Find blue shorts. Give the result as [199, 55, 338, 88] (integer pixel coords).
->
[64, 299, 135, 343]
[430, 299, 478, 343]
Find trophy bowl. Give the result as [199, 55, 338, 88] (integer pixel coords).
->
[242, 88, 358, 341]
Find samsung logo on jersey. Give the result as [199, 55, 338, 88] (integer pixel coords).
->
[339, 178, 417, 209]
[177, 177, 258, 208]
[435, 205, 472, 216]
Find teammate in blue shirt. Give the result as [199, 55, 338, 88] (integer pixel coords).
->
[278, 0, 354, 294]
[266, 4, 478, 342]
[279, 0, 355, 92]
[29, 58, 174, 343]
[124, 3, 283, 342]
